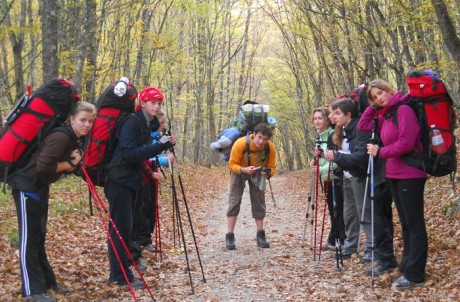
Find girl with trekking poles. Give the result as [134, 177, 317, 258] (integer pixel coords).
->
[361, 79, 427, 288]
[309, 107, 345, 254]
[9, 101, 96, 302]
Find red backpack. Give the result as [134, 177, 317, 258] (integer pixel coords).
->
[397, 70, 458, 177]
[0, 78, 80, 182]
[82, 77, 137, 186]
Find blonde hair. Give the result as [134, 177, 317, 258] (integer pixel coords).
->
[70, 101, 96, 117]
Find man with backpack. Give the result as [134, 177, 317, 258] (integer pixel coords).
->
[104, 86, 175, 288]
[225, 123, 276, 250]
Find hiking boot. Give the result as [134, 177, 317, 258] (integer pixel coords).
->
[111, 278, 145, 289]
[393, 276, 424, 288]
[25, 294, 55, 302]
[256, 230, 270, 248]
[143, 244, 157, 253]
[134, 260, 148, 271]
[367, 259, 398, 276]
[360, 251, 373, 263]
[49, 283, 70, 294]
[226, 232, 236, 250]
[321, 242, 335, 251]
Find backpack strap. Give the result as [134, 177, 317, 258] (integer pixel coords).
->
[244, 133, 270, 167]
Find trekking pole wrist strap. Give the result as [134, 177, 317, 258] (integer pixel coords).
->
[67, 158, 77, 167]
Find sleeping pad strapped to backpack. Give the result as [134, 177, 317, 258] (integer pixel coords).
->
[82, 77, 138, 186]
[0, 78, 81, 182]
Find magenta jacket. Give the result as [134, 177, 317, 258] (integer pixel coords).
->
[358, 92, 427, 179]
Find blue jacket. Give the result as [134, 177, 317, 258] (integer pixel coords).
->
[151, 131, 169, 167]
[106, 111, 167, 189]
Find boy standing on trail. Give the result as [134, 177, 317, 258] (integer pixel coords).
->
[225, 123, 277, 250]
[104, 86, 175, 288]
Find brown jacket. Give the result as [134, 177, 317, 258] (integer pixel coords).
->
[8, 126, 76, 193]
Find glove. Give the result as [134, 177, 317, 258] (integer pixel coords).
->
[158, 135, 173, 150]
[262, 168, 272, 179]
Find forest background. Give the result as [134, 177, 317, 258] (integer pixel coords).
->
[1, 0, 460, 169]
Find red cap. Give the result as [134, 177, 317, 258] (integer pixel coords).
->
[139, 86, 164, 102]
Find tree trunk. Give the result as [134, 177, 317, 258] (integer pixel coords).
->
[40, 0, 60, 80]
[431, 0, 460, 68]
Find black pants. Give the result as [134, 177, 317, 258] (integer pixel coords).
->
[136, 179, 157, 247]
[104, 182, 136, 283]
[13, 189, 57, 297]
[373, 182, 396, 264]
[390, 178, 427, 283]
[325, 180, 346, 245]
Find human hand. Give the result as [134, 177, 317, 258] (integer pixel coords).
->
[367, 144, 379, 157]
[151, 172, 166, 182]
[325, 150, 335, 161]
[244, 166, 261, 175]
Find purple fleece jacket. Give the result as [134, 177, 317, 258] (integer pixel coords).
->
[358, 92, 427, 179]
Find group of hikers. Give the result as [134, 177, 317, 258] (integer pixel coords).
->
[4, 74, 437, 301]
[226, 79, 429, 291]
[6, 82, 175, 301]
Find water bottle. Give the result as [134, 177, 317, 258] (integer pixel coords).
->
[114, 77, 129, 97]
[431, 125, 447, 154]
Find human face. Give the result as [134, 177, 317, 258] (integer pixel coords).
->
[369, 87, 392, 108]
[158, 116, 167, 132]
[70, 111, 95, 138]
[313, 111, 329, 132]
[327, 105, 336, 125]
[142, 100, 162, 118]
[333, 108, 351, 127]
[253, 132, 270, 148]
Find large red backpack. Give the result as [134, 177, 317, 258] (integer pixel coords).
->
[0, 78, 80, 182]
[82, 77, 137, 186]
[400, 70, 458, 177]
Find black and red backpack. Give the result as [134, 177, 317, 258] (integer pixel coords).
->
[82, 77, 137, 186]
[349, 83, 370, 117]
[392, 70, 458, 178]
[0, 78, 80, 183]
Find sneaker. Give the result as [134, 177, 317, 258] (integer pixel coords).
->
[133, 261, 148, 271]
[112, 278, 145, 289]
[256, 230, 270, 248]
[25, 294, 55, 302]
[49, 283, 70, 294]
[321, 242, 335, 251]
[226, 232, 236, 250]
[360, 252, 374, 263]
[393, 276, 424, 288]
[143, 245, 157, 253]
[130, 278, 145, 289]
[336, 250, 353, 259]
[367, 260, 398, 276]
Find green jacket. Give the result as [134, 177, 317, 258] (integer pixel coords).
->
[316, 127, 338, 181]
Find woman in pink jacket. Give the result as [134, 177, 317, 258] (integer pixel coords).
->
[359, 79, 427, 289]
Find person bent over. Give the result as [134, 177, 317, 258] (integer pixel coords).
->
[225, 123, 276, 250]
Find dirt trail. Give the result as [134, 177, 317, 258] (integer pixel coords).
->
[156, 172, 347, 302]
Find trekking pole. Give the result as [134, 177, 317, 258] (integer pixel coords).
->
[168, 158, 195, 293]
[154, 173, 163, 259]
[267, 178, 277, 208]
[357, 119, 378, 255]
[331, 178, 343, 269]
[81, 166, 156, 301]
[169, 149, 207, 283]
[318, 160, 332, 261]
[313, 153, 321, 260]
[370, 149, 375, 288]
[301, 170, 316, 249]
